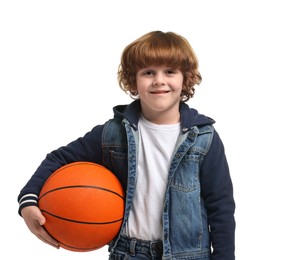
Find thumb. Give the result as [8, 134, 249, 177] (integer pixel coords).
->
[33, 207, 46, 226]
[37, 213, 46, 226]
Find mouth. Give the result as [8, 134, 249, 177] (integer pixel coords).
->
[150, 90, 170, 94]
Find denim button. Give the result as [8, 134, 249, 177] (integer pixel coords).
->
[151, 242, 163, 254]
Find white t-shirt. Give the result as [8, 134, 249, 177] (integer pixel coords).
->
[125, 115, 180, 240]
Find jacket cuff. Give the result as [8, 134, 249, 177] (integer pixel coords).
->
[18, 193, 38, 216]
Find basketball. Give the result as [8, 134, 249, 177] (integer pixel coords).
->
[38, 161, 125, 252]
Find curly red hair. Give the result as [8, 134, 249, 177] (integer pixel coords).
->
[118, 31, 202, 102]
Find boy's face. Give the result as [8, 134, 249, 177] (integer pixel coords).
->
[136, 65, 183, 124]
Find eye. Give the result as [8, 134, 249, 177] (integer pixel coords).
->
[165, 69, 176, 75]
[142, 70, 154, 76]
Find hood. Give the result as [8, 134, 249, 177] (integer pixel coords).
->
[113, 100, 215, 133]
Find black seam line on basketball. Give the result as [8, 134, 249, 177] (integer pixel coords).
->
[41, 210, 124, 225]
[60, 242, 102, 251]
[39, 185, 124, 200]
[59, 241, 103, 251]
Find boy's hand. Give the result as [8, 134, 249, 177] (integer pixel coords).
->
[21, 206, 60, 249]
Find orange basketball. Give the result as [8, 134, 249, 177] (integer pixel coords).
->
[38, 161, 125, 252]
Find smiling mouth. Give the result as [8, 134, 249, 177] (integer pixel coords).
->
[150, 90, 170, 94]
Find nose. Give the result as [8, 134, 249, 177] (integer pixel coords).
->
[153, 72, 165, 86]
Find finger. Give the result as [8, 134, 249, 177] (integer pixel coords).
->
[37, 233, 60, 249]
[36, 226, 60, 249]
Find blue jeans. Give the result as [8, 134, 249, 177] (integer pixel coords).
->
[109, 235, 163, 260]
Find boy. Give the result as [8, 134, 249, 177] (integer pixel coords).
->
[18, 31, 235, 259]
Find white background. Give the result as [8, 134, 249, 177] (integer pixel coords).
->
[1, 0, 307, 259]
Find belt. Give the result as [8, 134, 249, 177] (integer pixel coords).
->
[116, 235, 163, 257]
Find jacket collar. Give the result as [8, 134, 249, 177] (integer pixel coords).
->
[113, 99, 215, 133]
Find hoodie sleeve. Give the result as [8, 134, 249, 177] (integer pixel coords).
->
[17, 124, 104, 215]
[200, 129, 236, 260]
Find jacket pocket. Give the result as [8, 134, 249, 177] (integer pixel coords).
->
[170, 153, 201, 192]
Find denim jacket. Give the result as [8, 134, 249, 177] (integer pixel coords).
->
[18, 100, 235, 260]
[103, 101, 235, 260]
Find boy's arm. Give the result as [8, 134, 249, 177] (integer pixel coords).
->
[17, 124, 104, 215]
[200, 130, 236, 260]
